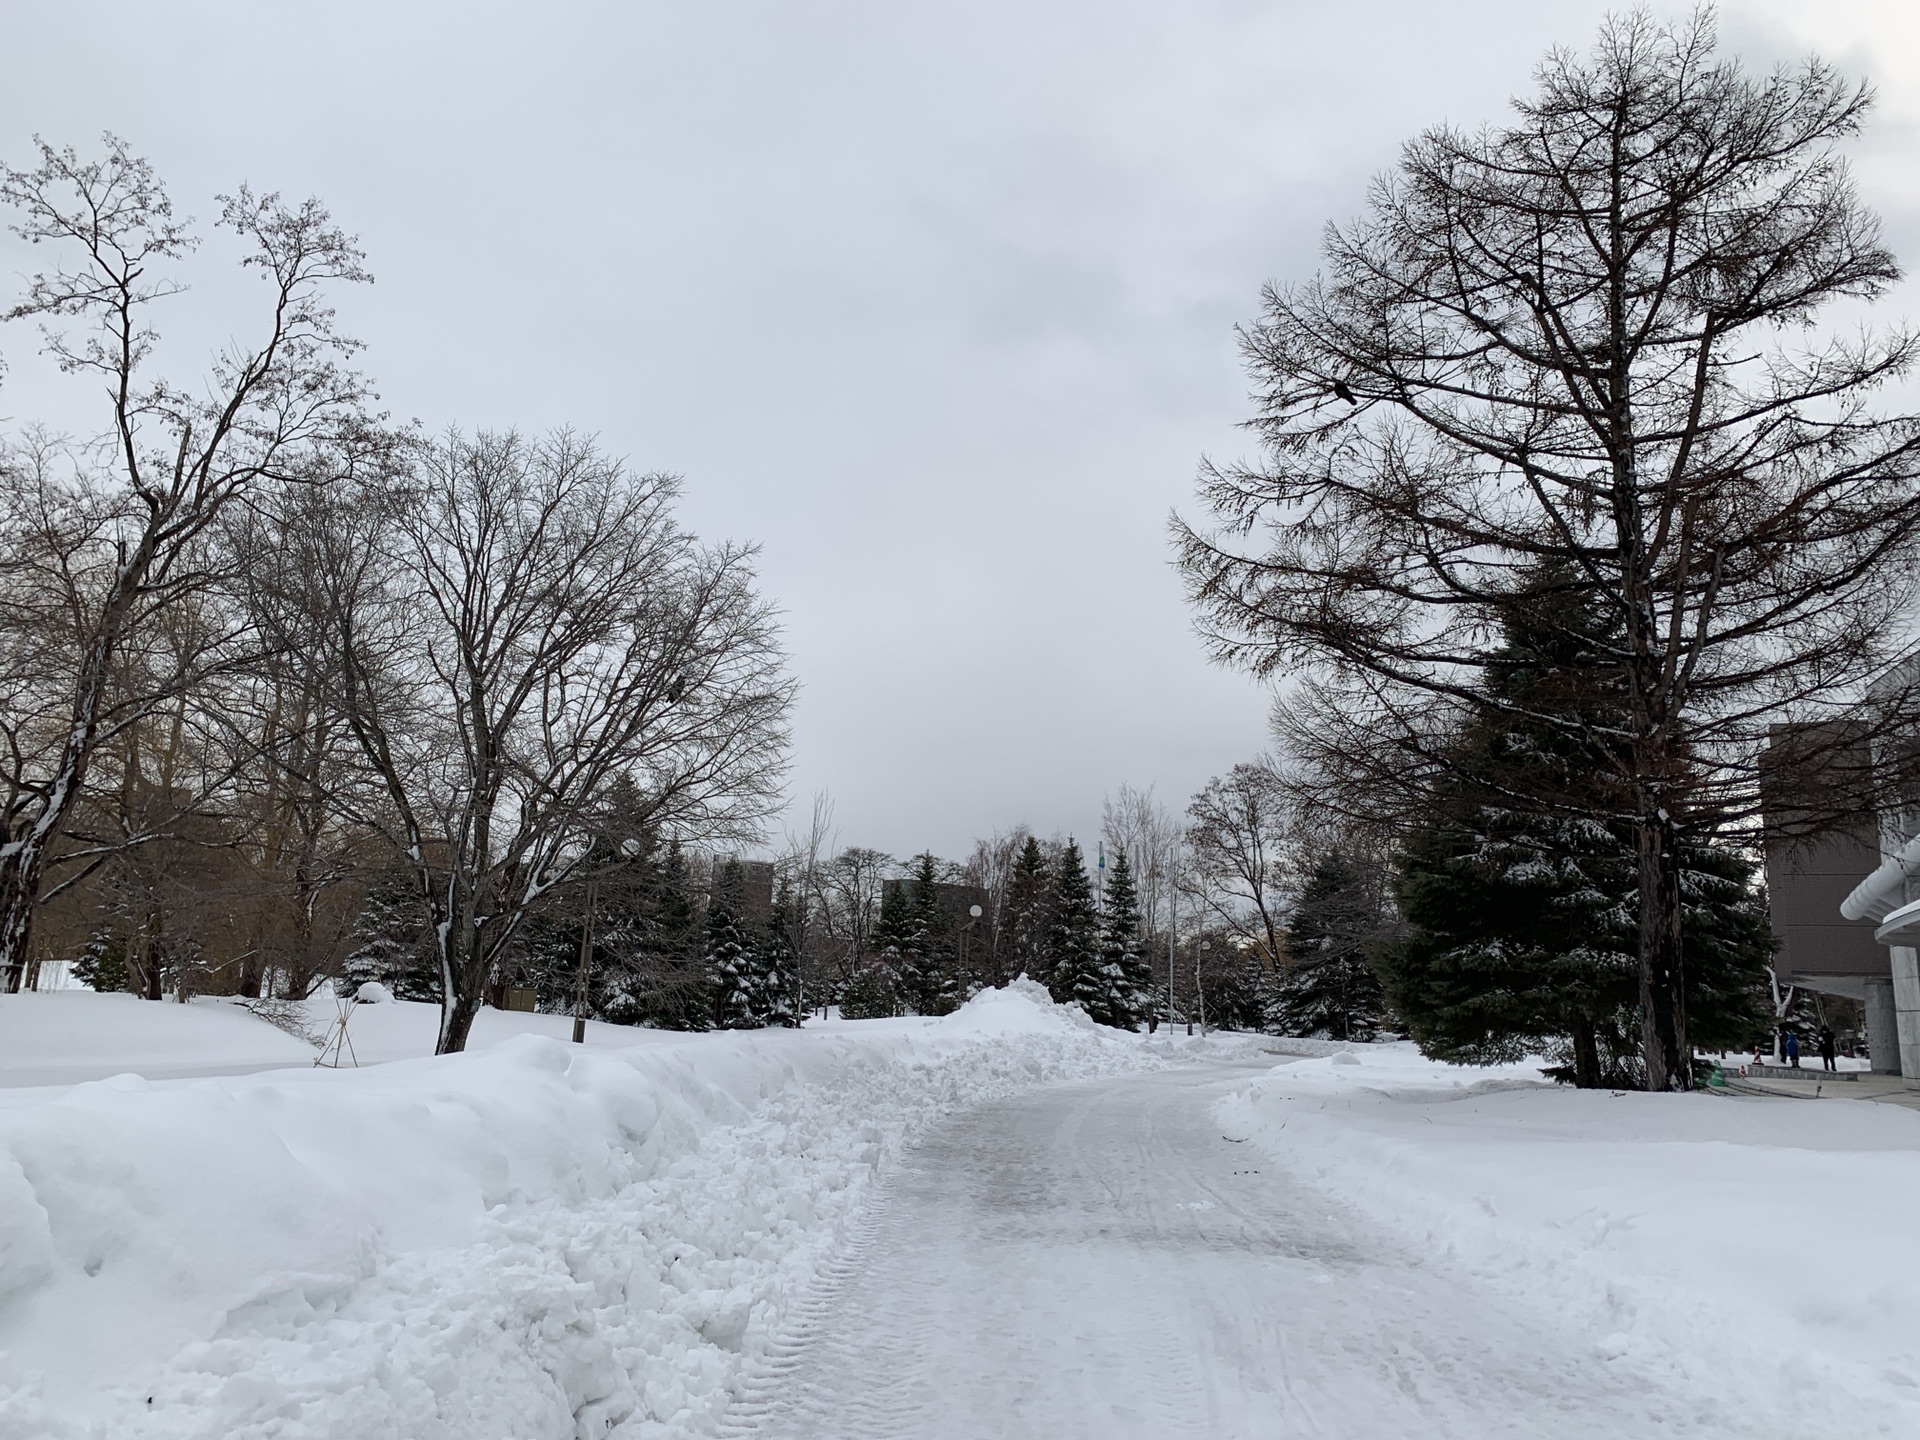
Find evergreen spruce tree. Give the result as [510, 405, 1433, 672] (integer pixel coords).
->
[836, 960, 900, 1019]
[341, 871, 438, 1001]
[518, 831, 659, 1025]
[586, 834, 660, 1026]
[1202, 948, 1277, 1031]
[1381, 577, 1772, 1084]
[71, 926, 130, 994]
[761, 875, 803, 1027]
[896, 852, 961, 1016]
[1088, 847, 1151, 1029]
[1046, 838, 1101, 1011]
[645, 840, 712, 1030]
[1001, 835, 1050, 983]
[707, 858, 762, 1028]
[1271, 849, 1390, 1041]
[867, 871, 913, 1007]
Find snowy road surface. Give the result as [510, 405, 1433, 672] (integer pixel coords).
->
[734, 1063, 1755, 1440]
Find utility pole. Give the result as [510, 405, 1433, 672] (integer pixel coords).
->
[1195, 938, 1210, 1038]
[572, 874, 598, 1044]
[1167, 853, 1178, 1034]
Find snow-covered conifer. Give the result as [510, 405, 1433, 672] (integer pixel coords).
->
[1381, 576, 1771, 1084]
[641, 840, 712, 1030]
[707, 858, 764, 1028]
[342, 872, 438, 1001]
[761, 875, 803, 1027]
[71, 926, 129, 995]
[1090, 848, 1152, 1029]
[896, 852, 961, 1016]
[1045, 839, 1100, 1011]
[1270, 850, 1388, 1041]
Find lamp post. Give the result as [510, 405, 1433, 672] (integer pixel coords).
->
[1168, 881, 1178, 1035]
[960, 903, 983, 985]
[572, 875, 598, 1045]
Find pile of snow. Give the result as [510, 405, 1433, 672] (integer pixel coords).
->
[1220, 1043, 1920, 1431]
[0, 982, 1162, 1438]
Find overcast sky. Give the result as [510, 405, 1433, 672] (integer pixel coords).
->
[2, 1, 1915, 862]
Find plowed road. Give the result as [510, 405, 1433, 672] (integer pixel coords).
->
[736, 1064, 1746, 1440]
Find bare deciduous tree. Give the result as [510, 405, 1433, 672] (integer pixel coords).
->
[821, 845, 891, 979]
[961, 824, 1028, 987]
[1101, 784, 1182, 954]
[1176, 13, 1920, 1088]
[0, 137, 372, 987]
[321, 429, 792, 1053]
[1184, 764, 1290, 970]
[777, 791, 839, 1015]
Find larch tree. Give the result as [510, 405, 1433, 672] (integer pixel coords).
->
[1185, 764, 1291, 971]
[1176, 11, 1920, 1088]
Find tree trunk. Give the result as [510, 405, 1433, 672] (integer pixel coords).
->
[438, 986, 482, 1055]
[1635, 813, 1691, 1090]
[435, 905, 504, 1055]
[0, 854, 40, 994]
[1570, 1011, 1601, 1089]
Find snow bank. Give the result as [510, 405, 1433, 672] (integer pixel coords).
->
[1220, 1044, 1920, 1431]
[0, 982, 1160, 1439]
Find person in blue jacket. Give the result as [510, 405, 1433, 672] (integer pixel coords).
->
[1785, 1029, 1801, 1068]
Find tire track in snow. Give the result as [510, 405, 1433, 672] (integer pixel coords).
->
[725, 1064, 1780, 1440]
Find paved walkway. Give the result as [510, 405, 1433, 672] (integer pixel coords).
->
[733, 1065, 1771, 1439]
[1723, 1069, 1920, 1109]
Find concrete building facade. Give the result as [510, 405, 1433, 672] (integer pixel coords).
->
[1761, 724, 1901, 1075]
[1839, 836, 1920, 1086]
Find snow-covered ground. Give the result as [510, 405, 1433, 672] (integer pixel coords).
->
[0, 982, 1188, 1438]
[0, 988, 717, 1088]
[1220, 1046, 1920, 1433]
[0, 992, 322, 1088]
[6, 987, 1918, 1437]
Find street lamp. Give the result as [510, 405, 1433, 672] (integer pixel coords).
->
[959, 903, 983, 983]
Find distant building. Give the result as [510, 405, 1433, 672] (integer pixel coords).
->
[1761, 723, 1900, 1074]
[879, 877, 993, 965]
[703, 856, 775, 929]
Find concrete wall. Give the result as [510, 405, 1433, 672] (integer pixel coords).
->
[1865, 977, 1901, 1075]
[1764, 827, 1889, 991]
[1892, 947, 1920, 1088]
